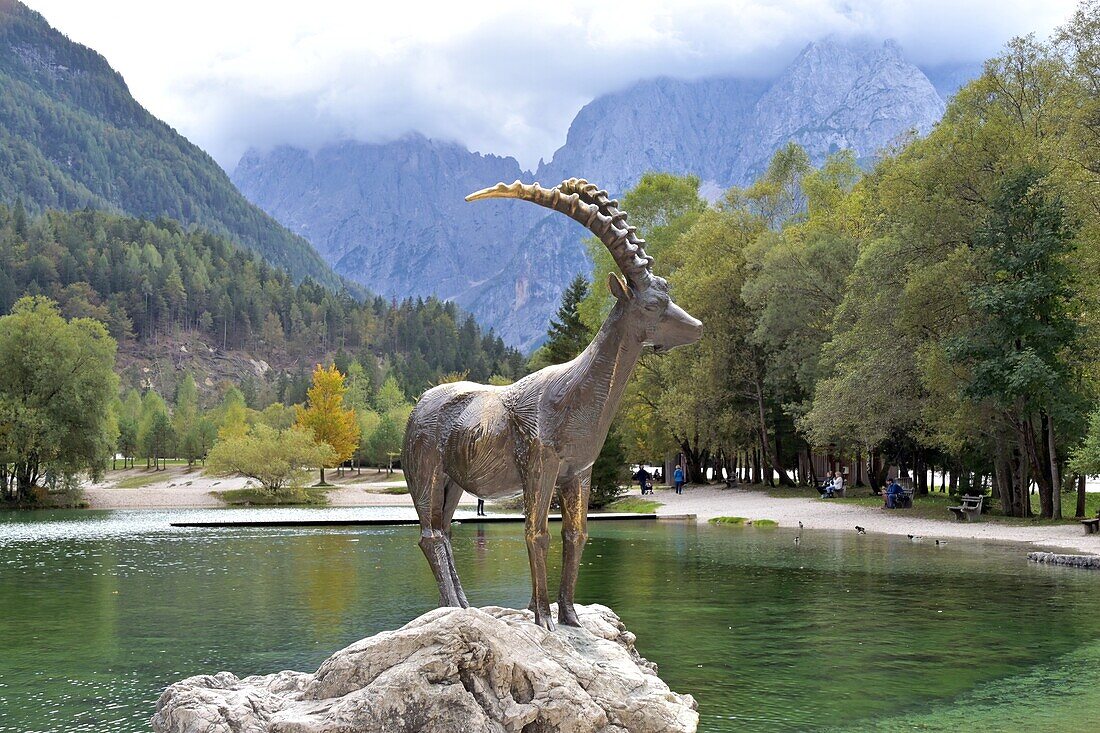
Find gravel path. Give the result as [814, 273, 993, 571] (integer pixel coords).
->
[81, 467, 481, 510]
[654, 484, 1100, 554]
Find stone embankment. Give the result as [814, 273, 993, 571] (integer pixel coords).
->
[152, 604, 698, 733]
[1027, 551, 1100, 569]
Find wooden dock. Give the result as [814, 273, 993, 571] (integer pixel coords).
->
[169, 513, 695, 528]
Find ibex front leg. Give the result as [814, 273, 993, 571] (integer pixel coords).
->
[522, 448, 559, 631]
[557, 470, 591, 626]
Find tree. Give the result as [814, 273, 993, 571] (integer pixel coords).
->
[367, 412, 403, 474]
[944, 167, 1081, 518]
[146, 411, 175, 471]
[173, 373, 204, 466]
[138, 390, 170, 469]
[589, 426, 628, 508]
[207, 425, 335, 494]
[296, 364, 360, 484]
[544, 274, 591, 363]
[354, 409, 382, 473]
[374, 375, 408, 413]
[215, 386, 249, 441]
[0, 297, 118, 501]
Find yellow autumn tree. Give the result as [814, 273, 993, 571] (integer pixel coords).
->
[295, 364, 361, 485]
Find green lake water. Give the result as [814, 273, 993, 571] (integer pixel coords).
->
[1, 508, 1098, 732]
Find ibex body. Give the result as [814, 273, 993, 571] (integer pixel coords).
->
[404, 179, 702, 630]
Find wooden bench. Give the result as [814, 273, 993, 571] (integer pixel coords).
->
[1082, 517, 1100, 534]
[949, 495, 983, 522]
[896, 486, 915, 509]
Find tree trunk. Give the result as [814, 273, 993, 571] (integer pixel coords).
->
[1023, 416, 1052, 518]
[1046, 414, 1061, 520]
[319, 466, 326, 485]
[679, 438, 704, 485]
[915, 455, 929, 496]
[752, 368, 793, 487]
[804, 446, 817, 488]
[1075, 474, 1087, 518]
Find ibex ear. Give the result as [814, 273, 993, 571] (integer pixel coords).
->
[607, 272, 632, 301]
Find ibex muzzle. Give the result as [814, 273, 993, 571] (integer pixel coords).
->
[404, 178, 703, 630]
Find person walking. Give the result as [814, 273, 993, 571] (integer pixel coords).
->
[673, 464, 685, 495]
[476, 498, 486, 516]
[632, 465, 652, 496]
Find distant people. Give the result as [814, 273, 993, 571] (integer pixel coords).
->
[819, 471, 835, 499]
[654, 468, 664, 484]
[673, 464, 685, 495]
[477, 498, 486, 516]
[885, 478, 903, 509]
[632, 465, 653, 495]
[832, 471, 845, 498]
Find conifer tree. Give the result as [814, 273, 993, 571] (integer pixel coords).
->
[544, 274, 591, 364]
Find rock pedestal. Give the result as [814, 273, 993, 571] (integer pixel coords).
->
[151, 604, 698, 733]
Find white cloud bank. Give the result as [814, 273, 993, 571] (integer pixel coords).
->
[25, 0, 1078, 170]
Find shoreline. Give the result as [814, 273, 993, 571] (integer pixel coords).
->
[653, 484, 1100, 555]
[31, 470, 1100, 556]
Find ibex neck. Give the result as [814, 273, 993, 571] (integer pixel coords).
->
[571, 301, 644, 431]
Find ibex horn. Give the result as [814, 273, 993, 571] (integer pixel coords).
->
[466, 179, 653, 287]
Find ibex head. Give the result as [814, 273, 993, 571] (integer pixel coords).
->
[466, 178, 702, 353]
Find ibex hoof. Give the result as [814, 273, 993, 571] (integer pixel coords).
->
[557, 604, 582, 627]
[532, 609, 556, 632]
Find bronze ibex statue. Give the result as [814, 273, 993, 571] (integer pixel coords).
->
[404, 178, 702, 630]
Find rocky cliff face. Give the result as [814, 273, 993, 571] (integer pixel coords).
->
[233, 136, 588, 351]
[233, 39, 962, 350]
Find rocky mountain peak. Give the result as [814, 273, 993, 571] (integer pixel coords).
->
[235, 38, 965, 350]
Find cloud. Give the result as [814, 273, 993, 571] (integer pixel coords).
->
[26, 0, 1079, 170]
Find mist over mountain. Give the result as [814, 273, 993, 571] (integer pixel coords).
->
[233, 38, 966, 351]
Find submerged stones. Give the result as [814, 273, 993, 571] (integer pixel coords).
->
[151, 603, 698, 733]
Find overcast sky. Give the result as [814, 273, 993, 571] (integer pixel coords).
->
[24, 0, 1078, 171]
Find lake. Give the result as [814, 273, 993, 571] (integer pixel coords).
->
[1, 508, 1098, 732]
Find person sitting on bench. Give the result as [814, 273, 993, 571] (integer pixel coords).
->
[885, 477, 903, 509]
[820, 471, 835, 498]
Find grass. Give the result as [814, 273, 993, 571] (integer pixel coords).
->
[605, 497, 662, 513]
[113, 473, 163, 489]
[761, 483, 1100, 525]
[380, 485, 409, 494]
[708, 516, 777, 526]
[216, 487, 331, 506]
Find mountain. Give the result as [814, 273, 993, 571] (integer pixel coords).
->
[920, 60, 986, 100]
[0, 205, 526, 401]
[233, 39, 966, 351]
[233, 136, 590, 349]
[536, 39, 945, 191]
[0, 0, 341, 288]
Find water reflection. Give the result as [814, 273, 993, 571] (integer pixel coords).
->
[0, 509, 1098, 732]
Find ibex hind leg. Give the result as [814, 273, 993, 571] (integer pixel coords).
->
[441, 479, 469, 608]
[409, 450, 463, 607]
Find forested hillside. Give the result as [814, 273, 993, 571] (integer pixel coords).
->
[0, 0, 341, 287]
[0, 204, 526, 401]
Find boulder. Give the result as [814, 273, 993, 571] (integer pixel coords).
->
[151, 604, 698, 733]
